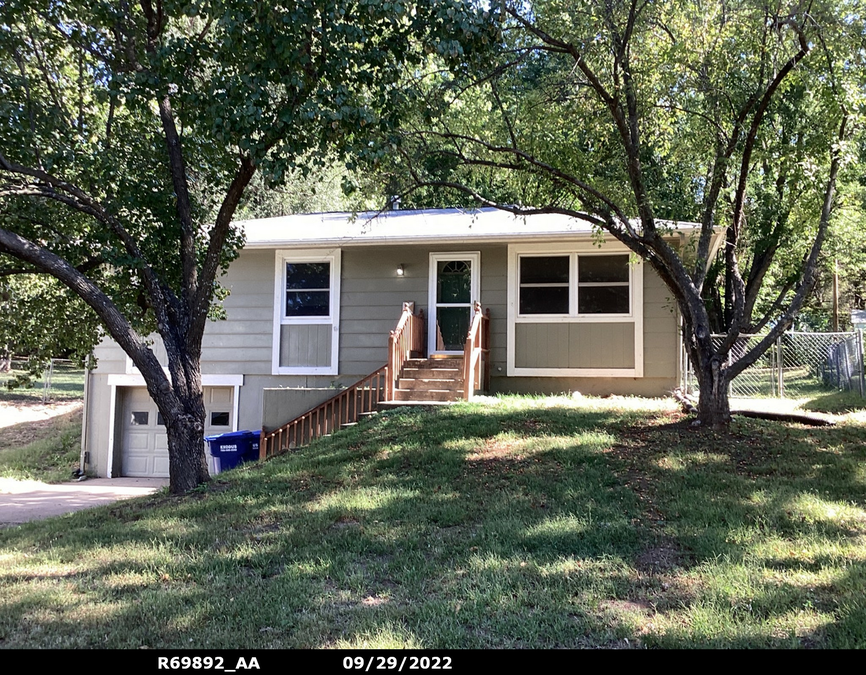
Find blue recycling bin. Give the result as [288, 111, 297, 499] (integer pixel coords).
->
[205, 430, 260, 473]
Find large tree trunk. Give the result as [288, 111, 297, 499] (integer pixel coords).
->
[696, 361, 731, 429]
[148, 331, 211, 494]
[684, 312, 733, 430]
[140, 344, 210, 494]
[164, 402, 210, 494]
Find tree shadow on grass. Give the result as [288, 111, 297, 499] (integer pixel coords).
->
[605, 414, 866, 647]
[2, 402, 865, 647]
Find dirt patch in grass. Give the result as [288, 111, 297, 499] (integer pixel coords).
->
[466, 436, 525, 461]
[0, 401, 83, 450]
[636, 543, 684, 574]
[606, 425, 679, 528]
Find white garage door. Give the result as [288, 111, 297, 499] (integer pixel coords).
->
[121, 387, 235, 477]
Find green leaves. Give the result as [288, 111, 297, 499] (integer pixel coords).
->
[0, 0, 493, 314]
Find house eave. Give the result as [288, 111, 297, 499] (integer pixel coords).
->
[242, 230, 614, 249]
[242, 229, 705, 250]
[238, 207, 707, 250]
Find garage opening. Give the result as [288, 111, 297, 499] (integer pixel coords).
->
[119, 386, 234, 477]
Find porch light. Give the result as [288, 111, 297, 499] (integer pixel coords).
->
[397, 264, 405, 277]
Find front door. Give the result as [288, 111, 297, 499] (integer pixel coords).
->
[428, 252, 480, 355]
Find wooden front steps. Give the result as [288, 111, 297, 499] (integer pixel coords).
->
[261, 304, 487, 460]
[392, 357, 464, 403]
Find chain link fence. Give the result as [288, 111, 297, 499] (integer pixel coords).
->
[0, 357, 86, 402]
[683, 331, 865, 399]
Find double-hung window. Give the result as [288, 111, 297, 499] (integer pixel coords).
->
[285, 262, 331, 317]
[272, 249, 340, 375]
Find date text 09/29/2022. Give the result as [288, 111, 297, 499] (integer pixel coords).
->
[343, 656, 452, 671]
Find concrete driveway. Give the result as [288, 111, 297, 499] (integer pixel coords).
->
[0, 477, 168, 526]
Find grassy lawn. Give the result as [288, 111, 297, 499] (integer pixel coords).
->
[0, 362, 85, 403]
[1, 395, 866, 648]
[800, 390, 866, 415]
[0, 407, 82, 483]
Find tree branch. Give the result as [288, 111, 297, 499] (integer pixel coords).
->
[411, 129, 635, 231]
[0, 226, 169, 394]
[717, 25, 811, 357]
[0, 154, 180, 330]
[726, 114, 845, 379]
[189, 156, 256, 345]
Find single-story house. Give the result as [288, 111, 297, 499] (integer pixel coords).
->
[80, 207, 718, 478]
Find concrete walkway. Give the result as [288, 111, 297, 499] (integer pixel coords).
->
[0, 477, 168, 526]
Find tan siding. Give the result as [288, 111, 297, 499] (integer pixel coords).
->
[644, 299, 677, 319]
[479, 245, 507, 368]
[342, 305, 413, 321]
[201, 350, 270, 375]
[516, 322, 635, 369]
[642, 265, 678, 380]
[644, 316, 676, 334]
[92, 335, 169, 374]
[279, 324, 331, 367]
[205, 333, 274, 349]
[203, 249, 275, 371]
[342, 290, 426, 307]
[82, 373, 113, 476]
[92, 339, 127, 374]
[342, 333, 392, 349]
[205, 320, 272, 336]
[337, 244, 507, 375]
[339, 360, 386, 375]
[340, 246, 423, 375]
[491, 376, 674, 397]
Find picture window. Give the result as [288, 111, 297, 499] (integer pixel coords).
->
[518, 254, 630, 316]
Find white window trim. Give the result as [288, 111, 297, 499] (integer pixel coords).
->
[272, 248, 341, 375]
[107, 374, 244, 387]
[507, 243, 644, 377]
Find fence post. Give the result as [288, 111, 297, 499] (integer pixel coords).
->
[857, 328, 866, 397]
[843, 337, 853, 392]
[42, 358, 55, 404]
[777, 335, 784, 398]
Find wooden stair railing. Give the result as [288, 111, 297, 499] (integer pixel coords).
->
[463, 302, 490, 400]
[260, 302, 426, 460]
[259, 365, 389, 460]
[387, 302, 425, 399]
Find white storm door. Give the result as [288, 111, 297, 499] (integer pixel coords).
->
[428, 252, 480, 355]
